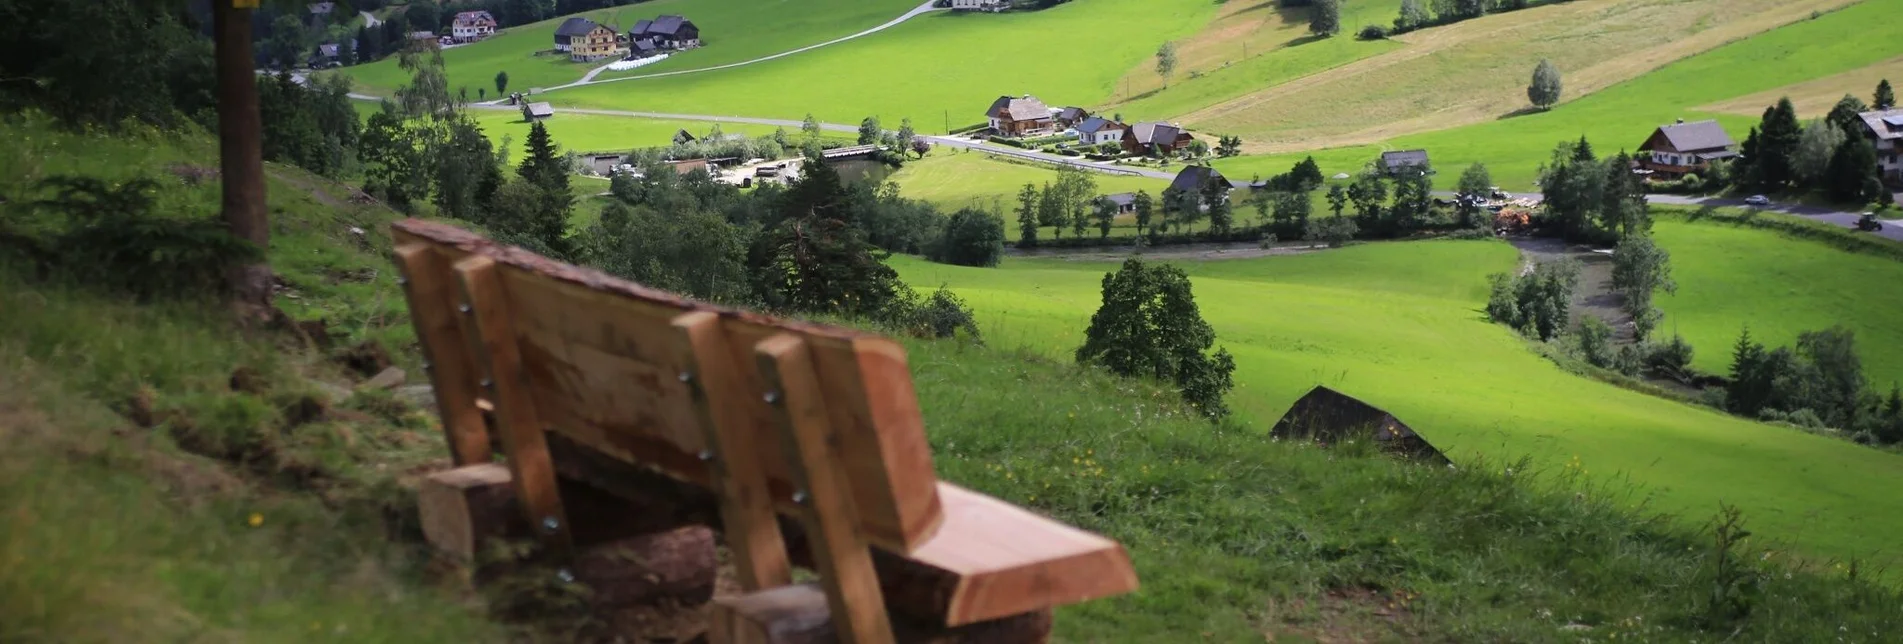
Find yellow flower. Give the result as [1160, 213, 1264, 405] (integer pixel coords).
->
[247, 513, 264, 528]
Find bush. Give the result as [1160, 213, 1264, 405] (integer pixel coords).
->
[1075, 258, 1237, 420]
[1486, 260, 1579, 341]
[1576, 316, 1615, 368]
[1643, 334, 1696, 382]
[10, 176, 258, 299]
[926, 208, 1005, 267]
[1357, 24, 1388, 39]
[887, 286, 982, 342]
[985, 136, 1028, 149]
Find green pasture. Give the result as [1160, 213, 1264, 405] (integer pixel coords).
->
[886, 150, 1167, 213]
[891, 241, 1903, 573]
[547, 0, 1216, 128]
[1211, 0, 1903, 192]
[1653, 217, 1903, 388]
[1107, 0, 1402, 122]
[341, 0, 918, 97]
[465, 109, 795, 161]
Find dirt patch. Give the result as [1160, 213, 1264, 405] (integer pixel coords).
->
[1265, 585, 1423, 643]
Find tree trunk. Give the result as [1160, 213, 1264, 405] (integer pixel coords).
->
[212, 1, 274, 309]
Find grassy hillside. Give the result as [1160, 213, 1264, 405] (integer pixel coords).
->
[1211, 0, 1903, 190]
[466, 109, 793, 160]
[1653, 217, 1903, 388]
[886, 150, 1167, 212]
[342, 0, 919, 96]
[1698, 55, 1903, 118]
[547, 0, 1217, 128]
[891, 242, 1903, 574]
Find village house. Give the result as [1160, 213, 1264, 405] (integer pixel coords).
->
[1165, 165, 1230, 206]
[307, 2, 333, 27]
[985, 95, 1055, 137]
[1102, 192, 1138, 215]
[1635, 119, 1737, 179]
[950, 0, 1008, 11]
[1075, 117, 1128, 146]
[554, 17, 596, 52]
[1856, 108, 1903, 184]
[451, 11, 497, 43]
[630, 15, 701, 50]
[1124, 122, 1194, 156]
[1379, 149, 1431, 176]
[569, 21, 625, 62]
[1056, 107, 1090, 129]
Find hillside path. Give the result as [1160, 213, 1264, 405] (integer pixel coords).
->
[464, 103, 1181, 180]
[544, 0, 945, 93]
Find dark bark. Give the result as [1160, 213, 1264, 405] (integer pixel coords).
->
[212, 1, 273, 308]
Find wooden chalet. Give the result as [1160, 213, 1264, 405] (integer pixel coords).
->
[986, 95, 1055, 137]
[1636, 119, 1737, 179]
[1124, 122, 1194, 156]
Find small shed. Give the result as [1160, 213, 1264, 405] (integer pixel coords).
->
[1269, 386, 1452, 466]
[524, 102, 555, 120]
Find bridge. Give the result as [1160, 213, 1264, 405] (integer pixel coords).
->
[820, 144, 884, 160]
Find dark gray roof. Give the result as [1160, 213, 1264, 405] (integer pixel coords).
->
[318, 43, 339, 57]
[1075, 117, 1122, 134]
[1129, 122, 1186, 146]
[455, 10, 494, 23]
[1859, 109, 1903, 141]
[983, 96, 1011, 120]
[1103, 192, 1137, 207]
[1650, 120, 1734, 153]
[630, 19, 653, 35]
[1058, 107, 1088, 122]
[649, 15, 692, 36]
[526, 102, 555, 118]
[633, 38, 659, 52]
[555, 17, 599, 39]
[1168, 165, 1227, 195]
[309, 2, 334, 14]
[1381, 149, 1429, 169]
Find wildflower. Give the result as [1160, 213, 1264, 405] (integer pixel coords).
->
[247, 513, 264, 528]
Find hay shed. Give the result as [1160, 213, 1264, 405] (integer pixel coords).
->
[1270, 386, 1452, 466]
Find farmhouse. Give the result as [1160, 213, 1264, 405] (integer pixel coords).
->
[451, 10, 497, 43]
[1076, 117, 1128, 146]
[1380, 149, 1431, 176]
[1166, 165, 1229, 203]
[631, 15, 701, 49]
[1636, 119, 1737, 179]
[1056, 106, 1091, 129]
[1856, 108, 1903, 183]
[554, 17, 598, 52]
[1124, 122, 1194, 156]
[985, 95, 1054, 136]
[569, 22, 625, 62]
[950, 0, 1008, 11]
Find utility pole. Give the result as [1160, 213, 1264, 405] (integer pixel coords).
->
[213, 0, 274, 313]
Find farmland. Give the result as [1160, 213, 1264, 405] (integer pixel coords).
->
[891, 241, 1903, 574]
[465, 109, 794, 162]
[342, 0, 919, 96]
[1211, 0, 1903, 193]
[885, 150, 1166, 213]
[547, 0, 1215, 128]
[1652, 217, 1903, 388]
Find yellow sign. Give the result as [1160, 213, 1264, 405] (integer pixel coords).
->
[233, 0, 259, 8]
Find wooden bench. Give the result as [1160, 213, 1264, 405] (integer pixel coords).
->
[390, 219, 1138, 642]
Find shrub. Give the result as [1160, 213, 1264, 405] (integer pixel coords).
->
[986, 136, 1028, 149]
[887, 286, 982, 343]
[1357, 24, 1388, 39]
[1643, 334, 1696, 382]
[14, 175, 258, 299]
[1486, 260, 1579, 341]
[926, 208, 1005, 267]
[1576, 316, 1615, 368]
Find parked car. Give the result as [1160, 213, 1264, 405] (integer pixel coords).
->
[1744, 195, 1770, 206]
[1489, 187, 1508, 200]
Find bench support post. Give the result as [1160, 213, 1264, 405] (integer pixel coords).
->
[393, 243, 491, 465]
[673, 311, 793, 592]
[756, 333, 895, 644]
[454, 255, 572, 555]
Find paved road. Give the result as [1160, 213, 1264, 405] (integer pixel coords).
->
[538, 0, 945, 94]
[1434, 190, 1903, 242]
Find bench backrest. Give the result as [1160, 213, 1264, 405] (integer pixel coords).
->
[391, 219, 944, 553]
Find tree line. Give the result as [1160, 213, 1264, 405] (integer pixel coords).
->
[1726, 89, 1893, 207]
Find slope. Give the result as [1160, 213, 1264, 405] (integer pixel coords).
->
[891, 241, 1903, 574]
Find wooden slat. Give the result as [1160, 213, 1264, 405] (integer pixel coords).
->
[393, 243, 490, 465]
[756, 333, 894, 644]
[674, 311, 792, 592]
[454, 254, 571, 553]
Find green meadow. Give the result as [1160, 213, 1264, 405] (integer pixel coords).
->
[548, 0, 1216, 128]
[1653, 217, 1903, 388]
[886, 150, 1167, 213]
[890, 241, 1903, 573]
[342, 0, 918, 97]
[1211, 0, 1903, 191]
[465, 109, 795, 161]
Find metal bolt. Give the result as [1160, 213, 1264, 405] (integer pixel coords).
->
[792, 491, 809, 505]
[541, 516, 560, 533]
[556, 568, 575, 583]
[677, 371, 694, 384]
[698, 449, 714, 462]
[763, 391, 781, 405]
[458, 303, 472, 314]
[480, 378, 494, 389]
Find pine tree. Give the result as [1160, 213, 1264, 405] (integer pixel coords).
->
[1826, 138, 1885, 205]
[1572, 135, 1595, 162]
[1755, 98, 1803, 189]
[1876, 79, 1896, 110]
[1528, 59, 1563, 110]
[510, 121, 572, 255]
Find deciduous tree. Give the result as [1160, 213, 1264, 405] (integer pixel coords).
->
[1075, 258, 1237, 420]
[1310, 0, 1341, 36]
[1826, 138, 1885, 205]
[1528, 59, 1563, 110]
[1610, 232, 1675, 342]
[857, 116, 882, 145]
[495, 70, 509, 95]
[1826, 94, 1869, 136]
[1794, 119, 1846, 189]
[1016, 183, 1039, 246]
[1876, 78, 1896, 110]
[1155, 41, 1177, 88]
[1134, 190, 1156, 236]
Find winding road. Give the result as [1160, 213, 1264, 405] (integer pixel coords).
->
[1445, 191, 1903, 242]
